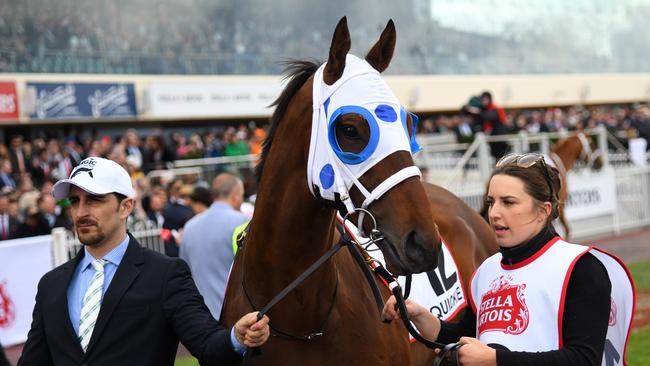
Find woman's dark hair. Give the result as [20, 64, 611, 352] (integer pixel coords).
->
[489, 160, 562, 225]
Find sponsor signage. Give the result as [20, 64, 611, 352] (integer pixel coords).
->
[477, 275, 529, 336]
[27, 82, 137, 119]
[0, 235, 53, 346]
[0, 82, 19, 120]
[370, 240, 467, 321]
[148, 81, 282, 118]
[565, 169, 617, 220]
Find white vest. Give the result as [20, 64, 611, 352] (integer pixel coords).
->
[470, 238, 634, 365]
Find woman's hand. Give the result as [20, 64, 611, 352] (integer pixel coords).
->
[381, 295, 428, 322]
[457, 337, 496, 366]
[382, 295, 441, 341]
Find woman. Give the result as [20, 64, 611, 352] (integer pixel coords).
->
[383, 153, 633, 366]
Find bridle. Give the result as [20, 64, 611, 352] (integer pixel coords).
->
[239, 208, 461, 366]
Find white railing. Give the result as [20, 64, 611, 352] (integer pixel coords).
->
[144, 126, 649, 240]
[52, 220, 165, 266]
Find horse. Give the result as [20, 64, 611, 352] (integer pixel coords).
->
[547, 131, 603, 239]
[221, 17, 442, 365]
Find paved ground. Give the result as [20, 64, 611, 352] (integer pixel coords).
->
[4, 228, 650, 364]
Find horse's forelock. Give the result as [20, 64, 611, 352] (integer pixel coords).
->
[255, 59, 321, 183]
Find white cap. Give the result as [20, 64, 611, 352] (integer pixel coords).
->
[52, 157, 136, 200]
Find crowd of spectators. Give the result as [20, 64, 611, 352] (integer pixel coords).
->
[3, 0, 644, 75]
[422, 103, 650, 148]
[0, 103, 648, 243]
[0, 122, 265, 242]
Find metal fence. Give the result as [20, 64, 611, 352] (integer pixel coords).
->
[52, 220, 165, 266]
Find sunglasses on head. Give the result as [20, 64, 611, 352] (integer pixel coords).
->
[495, 153, 554, 202]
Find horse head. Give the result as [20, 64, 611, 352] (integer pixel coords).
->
[308, 17, 440, 275]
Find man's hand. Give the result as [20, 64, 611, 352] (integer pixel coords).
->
[234, 312, 270, 348]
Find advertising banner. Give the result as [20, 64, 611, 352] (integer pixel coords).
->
[0, 235, 53, 346]
[565, 169, 617, 220]
[148, 81, 282, 118]
[27, 83, 137, 119]
[0, 82, 19, 121]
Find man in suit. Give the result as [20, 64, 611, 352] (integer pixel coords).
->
[19, 157, 270, 366]
[0, 193, 19, 240]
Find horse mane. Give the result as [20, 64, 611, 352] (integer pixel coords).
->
[255, 59, 321, 183]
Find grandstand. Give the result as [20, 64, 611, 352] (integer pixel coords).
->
[1, 0, 649, 75]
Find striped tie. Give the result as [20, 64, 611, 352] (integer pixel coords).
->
[79, 259, 107, 352]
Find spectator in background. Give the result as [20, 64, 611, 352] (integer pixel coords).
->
[9, 135, 28, 177]
[463, 91, 509, 160]
[0, 193, 19, 240]
[204, 131, 224, 157]
[144, 187, 167, 226]
[124, 128, 143, 169]
[224, 127, 250, 156]
[16, 205, 50, 238]
[0, 159, 16, 192]
[162, 179, 193, 257]
[248, 124, 266, 155]
[37, 193, 58, 229]
[180, 173, 248, 320]
[189, 186, 212, 215]
[143, 134, 176, 172]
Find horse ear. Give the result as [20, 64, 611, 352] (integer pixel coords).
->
[365, 19, 396, 73]
[323, 16, 351, 85]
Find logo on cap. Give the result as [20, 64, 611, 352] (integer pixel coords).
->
[70, 158, 97, 179]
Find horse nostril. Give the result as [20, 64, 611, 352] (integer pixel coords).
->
[404, 231, 431, 263]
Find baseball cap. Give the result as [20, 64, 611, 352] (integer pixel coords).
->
[52, 157, 136, 200]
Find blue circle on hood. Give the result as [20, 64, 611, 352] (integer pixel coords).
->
[374, 104, 397, 122]
[319, 164, 335, 189]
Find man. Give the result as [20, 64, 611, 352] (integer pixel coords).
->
[463, 91, 509, 160]
[0, 193, 19, 240]
[162, 179, 193, 257]
[19, 157, 269, 366]
[181, 173, 248, 320]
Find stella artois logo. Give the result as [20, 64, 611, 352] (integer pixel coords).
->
[0, 281, 16, 328]
[478, 275, 529, 336]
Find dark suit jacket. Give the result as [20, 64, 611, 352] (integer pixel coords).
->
[162, 202, 193, 257]
[18, 235, 242, 366]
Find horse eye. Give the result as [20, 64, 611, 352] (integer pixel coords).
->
[339, 124, 361, 140]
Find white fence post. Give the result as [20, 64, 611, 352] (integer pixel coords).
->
[476, 133, 491, 183]
[51, 227, 69, 267]
[596, 124, 609, 168]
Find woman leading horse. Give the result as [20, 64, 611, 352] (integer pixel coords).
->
[383, 152, 634, 366]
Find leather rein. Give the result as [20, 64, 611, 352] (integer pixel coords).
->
[238, 212, 461, 366]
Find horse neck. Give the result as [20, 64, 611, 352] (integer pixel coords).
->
[243, 142, 337, 300]
[552, 139, 581, 171]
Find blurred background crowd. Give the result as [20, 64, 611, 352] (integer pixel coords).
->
[0, 101, 648, 244]
[1, 0, 648, 74]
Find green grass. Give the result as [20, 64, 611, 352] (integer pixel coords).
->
[174, 357, 198, 366]
[628, 327, 650, 365]
[629, 259, 650, 291]
[627, 259, 650, 365]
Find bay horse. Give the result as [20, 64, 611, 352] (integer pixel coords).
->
[221, 17, 441, 365]
[547, 131, 603, 239]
